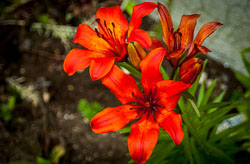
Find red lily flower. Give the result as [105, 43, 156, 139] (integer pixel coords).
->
[63, 2, 157, 80]
[157, 3, 222, 67]
[91, 48, 191, 163]
[179, 58, 203, 84]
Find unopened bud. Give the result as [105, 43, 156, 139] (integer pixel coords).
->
[179, 58, 203, 84]
[128, 42, 147, 69]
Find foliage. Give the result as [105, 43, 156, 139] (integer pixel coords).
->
[0, 96, 16, 123]
[78, 99, 102, 121]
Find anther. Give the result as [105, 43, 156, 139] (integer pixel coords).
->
[112, 22, 115, 28]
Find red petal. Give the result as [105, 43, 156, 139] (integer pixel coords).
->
[128, 113, 159, 164]
[179, 14, 200, 49]
[180, 58, 203, 84]
[73, 24, 112, 52]
[128, 29, 152, 49]
[91, 104, 140, 133]
[89, 58, 115, 81]
[156, 80, 191, 111]
[156, 111, 184, 145]
[63, 49, 94, 75]
[166, 48, 185, 68]
[157, 3, 174, 52]
[96, 6, 128, 43]
[128, 2, 157, 37]
[150, 38, 164, 50]
[139, 47, 167, 95]
[101, 65, 144, 104]
[194, 22, 222, 45]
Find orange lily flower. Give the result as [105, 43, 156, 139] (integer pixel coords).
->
[63, 2, 157, 80]
[157, 3, 222, 68]
[179, 58, 203, 84]
[91, 48, 191, 163]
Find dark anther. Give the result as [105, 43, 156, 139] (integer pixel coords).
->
[95, 28, 100, 37]
[96, 18, 100, 23]
[112, 22, 115, 28]
[104, 20, 107, 27]
[108, 29, 113, 35]
[132, 92, 135, 97]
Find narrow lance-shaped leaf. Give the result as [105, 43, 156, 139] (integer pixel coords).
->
[200, 79, 217, 106]
[183, 126, 194, 164]
[188, 99, 200, 118]
[240, 47, 250, 76]
[197, 82, 205, 107]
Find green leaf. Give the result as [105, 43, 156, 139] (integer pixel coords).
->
[50, 145, 65, 164]
[190, 138, 204, 164]
[200, 101, 240, 125]
[200, 80, 217, 106]
[200, 113, 239, 139]
[125, 0, 136, 16]
[189, 59, 208, 96]
[209, 122, 247, 143]
[188, 99, 200, 118]
[118, 62, 141, 79]
[234, 72, 250, 88]
[204, 143, 235, 164]
[209, 90, 226, 113]
[118, 126, 131, 134]
[160, 66, 169, 80]
[199, 102, 231, 113]
[77, 99, 102, 121]
[36, 156, 51, 164]
[183, 126, 194, 164]
[182, 113, 203, 144]
[197, 82, 205, 107]
[7, 96, 16, 110]
[178, 96, 185, 113]
[240, 47, 250, 75]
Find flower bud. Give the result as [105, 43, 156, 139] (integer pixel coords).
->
[179, 58, 203, 84]
[128, 42, 147, 69]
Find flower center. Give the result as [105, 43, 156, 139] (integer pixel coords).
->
[95, 19, 123, 57]
[132, 88, 161, 114]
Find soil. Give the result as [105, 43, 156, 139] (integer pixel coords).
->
[0, 0, 243, 164]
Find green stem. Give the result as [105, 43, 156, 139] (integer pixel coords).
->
[118, 62, 141, 79]
[170, 67, 179, 80]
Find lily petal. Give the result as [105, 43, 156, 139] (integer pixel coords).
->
[156, 111, 184, 145]
[91, 104, 140, 133]
[157, 3, 174, 52]
[179, 14, 200, 49]
[187, 22, 222, 58]
[101, 65, 144, 104]
[150, 38, 164, 50]
[166, 48, 185, 68]
[140, 47, 167, 95]
[96, 6, 128, 43]
[63, 49, 96, 75]
[194, 22, 222, 45]
[73, 24, 112, 52]
[156, 80, 191, 111]
[128, 2, 157, 37]
[89, 57, 115, 81]
[128, 113, 159, 164]
[128, 29, 152, 49]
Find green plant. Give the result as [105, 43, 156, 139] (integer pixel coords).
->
[0, 96, 16, 123]
[77, 99, 102, 121]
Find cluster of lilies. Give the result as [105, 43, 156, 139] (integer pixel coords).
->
[63, 2, 221, 164]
